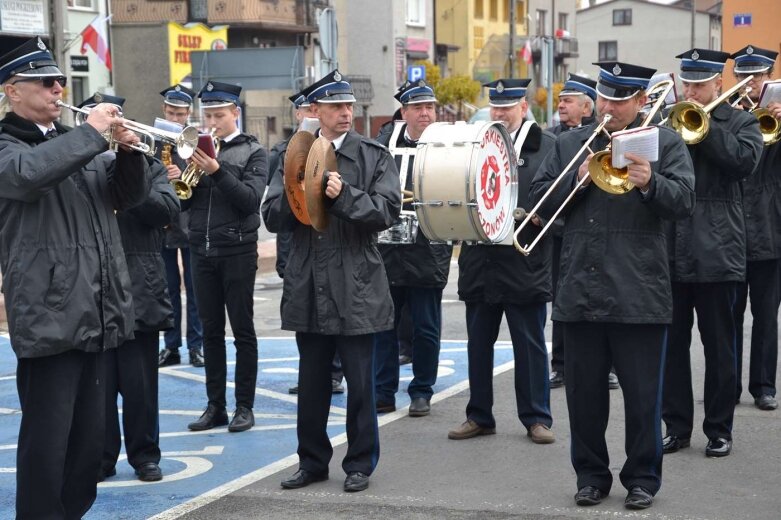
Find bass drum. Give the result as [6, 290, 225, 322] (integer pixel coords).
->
[412, 121, 518, 244]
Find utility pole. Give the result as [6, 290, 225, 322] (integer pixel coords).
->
[509, 0, 516, 78]
[51, 0, 73, 125]
[690, 0, 696, 48]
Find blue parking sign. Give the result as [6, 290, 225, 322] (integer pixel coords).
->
[408, 65, 426, 82]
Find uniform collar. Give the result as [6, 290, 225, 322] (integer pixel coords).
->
[222, 129, 241, 143]
[513, 121, 542, 152]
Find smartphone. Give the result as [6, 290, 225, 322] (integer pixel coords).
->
[197, 133, 216, 158]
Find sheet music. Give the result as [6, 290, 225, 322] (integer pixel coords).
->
[611, 126, 659, 169]
[758, 80, 781, 109]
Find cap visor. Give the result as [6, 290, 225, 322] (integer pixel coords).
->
[734, 64, 771, 74]
[314, 93, 357, 103]
[489, 98, 521, 107]
[201, 101, 237, 109]
[596, 83, 638, 101]
[679, 70, 719, 83]
[404, 96, 438, 105]
[559, 89, 586, 97]
[164, 99, 192, 107]
[13, 65, 64, 78]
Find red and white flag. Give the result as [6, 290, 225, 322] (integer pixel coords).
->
[80, 16, 112, 71]
[520, 39, 533, 65]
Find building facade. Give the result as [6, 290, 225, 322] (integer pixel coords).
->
[720, 0, 780, 88]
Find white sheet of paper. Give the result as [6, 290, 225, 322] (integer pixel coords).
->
[611, 126, 659, 169]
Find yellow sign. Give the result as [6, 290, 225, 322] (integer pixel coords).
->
[168, 23, 228, 85]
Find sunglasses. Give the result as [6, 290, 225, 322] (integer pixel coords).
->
[12, 76, 67, 88]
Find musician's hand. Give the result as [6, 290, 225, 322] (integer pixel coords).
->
[325, 171, 343, 199]
[113, 124, 141, 153]
[86, 103, 122, 134]
[625, 152, 652, 190]
[768, 101, 781, 121]
[191, 148, 220, 175]
[531, 214, 542, 226]
[577, 153, 594, 187]
[166, 164, 182, 180]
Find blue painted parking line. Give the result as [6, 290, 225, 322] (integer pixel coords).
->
[0, 336, 520, 519]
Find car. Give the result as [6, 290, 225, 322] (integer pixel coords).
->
[467, 106, 537, 124]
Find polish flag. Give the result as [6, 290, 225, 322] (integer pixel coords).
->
[520, 39, 533, 65]
[80, 16, 112, 71]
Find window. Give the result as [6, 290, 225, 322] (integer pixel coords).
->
[489, 0, 498, 20]
[190, 0, 208, 22]
[559, 12, 568, 32]
[473, 26, 485, 59]
[71, 77, 88, 107]
[504, 0, 524, 22]
[612, 9, 632, 26]
[406, 0, 425, 26]
[474, 0, 484, 19]
[536, 9, 547, 36]
[598, 41, 618, 61]
[67, 0, 95, 8]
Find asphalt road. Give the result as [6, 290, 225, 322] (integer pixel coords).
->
[163, 249, 781, 520]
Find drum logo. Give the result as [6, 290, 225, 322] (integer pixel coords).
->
[478, 127, 511, 240]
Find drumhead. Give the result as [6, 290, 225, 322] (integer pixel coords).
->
[473, 122, 517, 242]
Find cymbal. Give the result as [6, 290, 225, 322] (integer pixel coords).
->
[284, 131, 316, 225]
[304, 136, 337, 232]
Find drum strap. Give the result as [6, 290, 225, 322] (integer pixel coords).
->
[513, 121, 536, 161]
[389, 122, 417, 191]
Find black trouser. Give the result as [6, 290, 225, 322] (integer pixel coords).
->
[563, 321, 666, 496]
[103, 331, 161, 472]
[465, 301, 551, 430]
[663, 281, 737, 441]
[397, 301, 413, 359]
[735, 259, 779, 399]
[295, 332, 379, 476]
[16, 350, 105, 520]
[550, 235, 564, 374]
[191, 250, 258, 410]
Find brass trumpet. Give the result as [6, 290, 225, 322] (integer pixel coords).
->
[665, 75, 754, 145]
[730, 87, 781, 146]
[587, 79, 676, 194]
[55, 100, 199, 158]
[171, 129, 220, 200]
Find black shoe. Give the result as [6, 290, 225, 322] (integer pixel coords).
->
[574, 486, 607, 506]
[625, 486, 653, 510]
[398, 354, 412, 365]
[189, 349, 205, 367]
[376, 400, 396, 413]
[187, 404, 228, 431]
[288, 384, 299, 394]
[158, 348, 181, 367]
[408, 397, 431, 417]
[228, 406, 255, 432]
[608, 372, 620, 390]
[344, 471, 369, 492]
[332, 379, 345, 394]
[98, 466, 116, 482]
[755, 394, 778, 410]
[549, 371, 565, 389]
[662, 434, 690, 454]
[281, 469, 328, 489]
[705, 437, 732, 457]
[135, 462, 163, 482]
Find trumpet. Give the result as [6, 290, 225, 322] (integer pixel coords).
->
[730, 87, 781, 146]
[55, 100, 199, 159]
[512, 115, 613, 256]
[587, 79, 676, 194]
[665, 75, 754, 145]
[171, 129, 220, 200]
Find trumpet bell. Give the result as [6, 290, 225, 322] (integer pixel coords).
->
[175, 127, 199, 159]
[667, 101, 709, 145]
[753, 108, 781, 146]
[588, 150, 635, 194]
[170, 179, 192, 200]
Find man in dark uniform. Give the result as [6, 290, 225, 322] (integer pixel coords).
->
[532, 61, 695, 509]
[374, 80, 452, 417]
[448, 78, 555, 445]
[0, 37, 149, 518]
[662, 49, 763, 458]
[547, 74, 602, 390]
[730, 45, 781, 412]
[267, 90, 344, 396]
[262, 70, 401, 493]
[184, 81, 268, 433]
[157, 83, 205, 368]
[87, 93, 179, 482]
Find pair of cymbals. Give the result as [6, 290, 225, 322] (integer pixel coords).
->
[283, 132, 337, 232]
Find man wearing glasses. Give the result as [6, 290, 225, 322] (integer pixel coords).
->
[0, 37, 149, 518]
[730, 45, 781, 412]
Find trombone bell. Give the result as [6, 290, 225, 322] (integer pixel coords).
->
[588, 150, 634, 194]
[667, 101, 709, 145]
[753, 108, 781, 146]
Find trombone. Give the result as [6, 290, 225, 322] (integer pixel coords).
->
[665, 75, 754, 145]
[730, 86, 781, 146]
[512, 114, 613, 256]
[587, 79, 676, 194]
[55, 100, 199, 159]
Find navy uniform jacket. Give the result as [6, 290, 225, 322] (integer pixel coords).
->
[531, 116, 695, 324]
[667, 102, 762, 282]
[262, 129, 401, 335]
[375, 123, 452, 289]
[458, 123, 555, 305]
